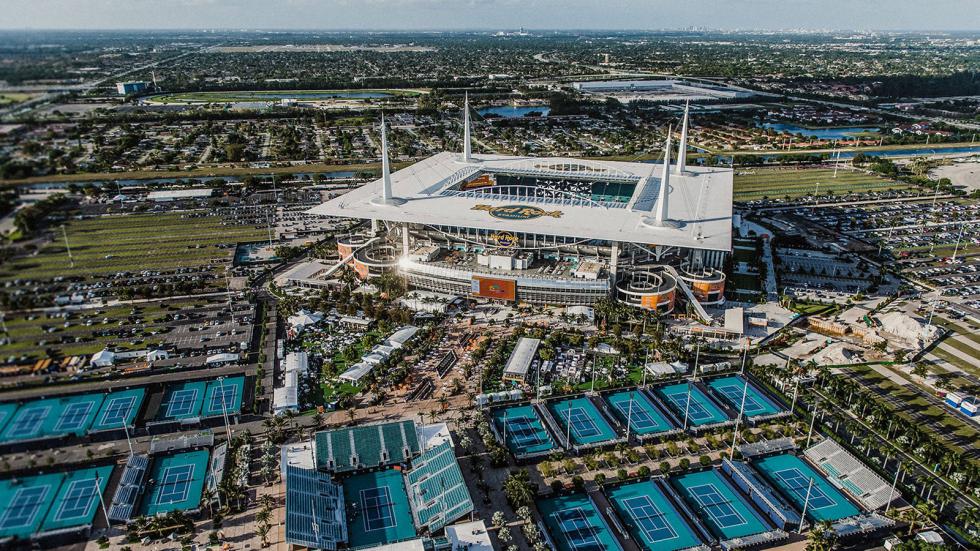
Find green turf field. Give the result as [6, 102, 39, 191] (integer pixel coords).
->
[148, 89, 422, 104]
[0, 213, 265, 281]
[733, 168, 914, 202]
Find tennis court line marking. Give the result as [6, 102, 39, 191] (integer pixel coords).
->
[98, 395, 137, 427]
[554, 506, 601, 551]
[156, 464, 194, 505]
[0, 485, 51, 530]
[772, 468, 835, 510]
[558, 405, 601, 439]
[622, 495, 678, 543]
[611, 396, 660, 430]
[52, 478, 99, 522]
[664, 390, 712, 422]
[360, 486, 396, 533]
[54, 401, 96, 432]
[5, 406, 51, 439]
[687, 483, 749, 529]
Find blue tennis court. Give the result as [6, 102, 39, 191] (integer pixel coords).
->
[605, 390, 675, 436]
[157, 381, 207, 421]
[49, 394, 104, 436]
[0, 403, 17, 435]
[547, 397, 618, 446]
[41, 465, 112, 532]
[343, 469, 417, 548]
[538, 493, 622, 551]
[140, 450, 209, 516]
[0, 473, 62, 538]
[656, 383, 730, 427]
[707, 376, 782, 417]
[90, 388, 145, 432]
[490, 405, 556, 456]
[672, 470, 770, 540]
[201, 376, 244, 418]
[753, 454, 860, 522]
[608, 481, 702, 551]
[1, 401, 54, 442]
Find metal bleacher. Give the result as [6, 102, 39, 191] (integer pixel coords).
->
[406, 441, 474, 533]
[107, 454, 149, 522]
[314, 420, 420, 473]
[805, 439, 899, 511]
[284, 464, 347, 550]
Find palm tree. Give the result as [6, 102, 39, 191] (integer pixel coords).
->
[935, 485, 957, 514]
[901, 505, 926, 536]
[805, 521, 837, 551]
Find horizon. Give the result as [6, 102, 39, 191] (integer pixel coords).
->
[2, 0, 978, 33]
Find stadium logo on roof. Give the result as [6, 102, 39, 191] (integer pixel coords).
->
[472, 204, 563, 220]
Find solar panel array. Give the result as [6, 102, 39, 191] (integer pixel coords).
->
[406, 441, 474, 533]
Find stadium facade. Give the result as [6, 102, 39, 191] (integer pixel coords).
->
[310, 99, 733, 316]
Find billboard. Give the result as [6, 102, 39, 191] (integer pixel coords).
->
[471, 276, 517, 301]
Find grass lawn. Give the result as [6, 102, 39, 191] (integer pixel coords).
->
[791, 302, 834, 315]
[730, 272, 761, 292]
[0, 93, 35, 105]
[929, 346, 980, 380]
[0, 299, 207, 358]
[733, 168, 914, 202]
[148, 89, 422, 104]
[933, 317, 980, 347]
[844, 365, 979, 454]
[0, 213, 265, 282]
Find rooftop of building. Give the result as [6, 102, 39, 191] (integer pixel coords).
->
[309, 151, 733, 252]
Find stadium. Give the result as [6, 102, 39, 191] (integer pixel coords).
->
[310, 101, 733, 317]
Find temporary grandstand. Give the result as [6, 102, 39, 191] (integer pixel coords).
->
[805, 439, 900, 511]
[284, 464, 347, 550]
[722, 459, 801, 531]
[406, 441, 474, 533]
[314, 420, 421, 473]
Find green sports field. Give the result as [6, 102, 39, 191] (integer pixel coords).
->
[147, 89, 423, 104]
[734, 168, 915, 202]
[0, 213, 265, 281]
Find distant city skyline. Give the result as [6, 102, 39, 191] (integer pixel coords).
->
[2, 0, 979, 32]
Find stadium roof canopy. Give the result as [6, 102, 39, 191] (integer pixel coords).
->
[308, 152, 733, 252]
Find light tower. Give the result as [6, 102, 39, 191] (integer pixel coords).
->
[643, 126, 681, 229]
[676, 101, 689, 174]
[371, 114, 406, 206]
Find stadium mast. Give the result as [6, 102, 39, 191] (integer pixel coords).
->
[676, 101, 689, 174]
[648, 127, 680, 228]
[372, 114, 406, 206]
[462, 92, 473, 163]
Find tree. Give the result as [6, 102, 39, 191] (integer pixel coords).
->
[503, 470, 535, 510]
[805, 521, 837, 551]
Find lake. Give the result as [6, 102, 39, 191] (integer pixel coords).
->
[478, 105, 551, 118]
[759, 122, 881, 140]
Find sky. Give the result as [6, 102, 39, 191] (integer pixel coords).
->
[1, 0, 978, 31]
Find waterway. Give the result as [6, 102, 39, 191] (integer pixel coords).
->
[758, 122, 881, 140]
[477, 105, 551, 118]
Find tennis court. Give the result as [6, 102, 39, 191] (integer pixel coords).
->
[0, 402, 17, 435]
[490, 405, 556, 456]
[343, 469, 417, 548]
[40, 466, 112, 533]
[706, 376, 783, 418]
[547, 397, 618, 446]
[157, 381, 207, 421]
[753, 454, 860, 522]
[672, 469, 770, 540]
[656, 383, 730, 427]
[89, 388, 146, 432]
[607, 481, 702, 551]
[0, 393, 105, 443]
[200, 376, 244, 418]
[0, 473, 62, 538]
[140, 449, 209, 516]
[539, 493, 622, 551]
[604, 390, 675, 436]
